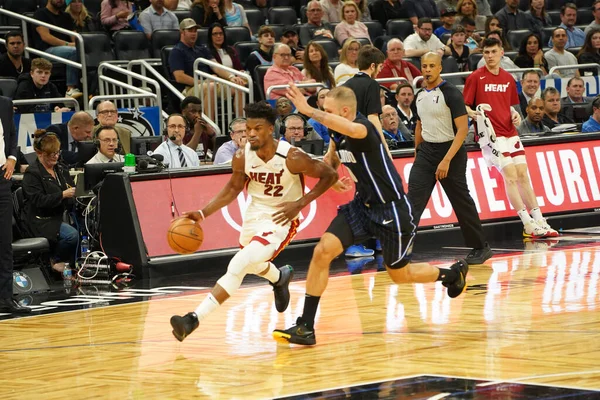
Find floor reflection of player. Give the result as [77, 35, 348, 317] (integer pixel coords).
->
[169, 101, 338, 342]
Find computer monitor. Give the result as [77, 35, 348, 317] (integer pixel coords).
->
[77, 141, 98, 165]
[295, 139, 324, 156]
[84, 162, 124, 191]
[130, 135, 163, 156]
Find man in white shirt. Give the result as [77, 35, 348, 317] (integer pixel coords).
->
[154, 114, 200, 168]
[86, 127, 124, 164]
[404, 18, 448, 58]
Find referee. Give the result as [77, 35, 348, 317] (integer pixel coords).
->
[408, 52, 492, 265]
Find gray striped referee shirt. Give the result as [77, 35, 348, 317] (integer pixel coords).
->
[414, 80, 468, 143]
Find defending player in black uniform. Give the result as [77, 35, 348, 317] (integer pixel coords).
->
[272, 85, 469, 346]
[408, 52, 493, 265]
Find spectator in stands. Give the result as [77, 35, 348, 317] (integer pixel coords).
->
[518, 69, 541, 115]
[93, 101, 132, 153]
[264, 43, 316, 100]
[46, 111, 95, 166]
[435, 7, 457, 39]
[222, 0, 251, 34]
[582, 96, 600, 132]
[15, 58, 71, 114]
[377, 38, 421, 90]
[0, 31, 31, 79]
[139, 0, 179, 40]
[577, 28, 600, 76]
[545, 27, 580, 78]
[462, 16, 482, 51]
[494, 0, 530, 34]
[66, 0, 99, 32]
[449, 26, 471, 71]
[334, 1, 371, 46]
[86, 127, 124, 164]
[22, 129, 78, 274]
[548, 3, 585, 49]
[213, 117, 246, 164]
[281, 114, 323, 143]
[302, 42, 335, 89]
[207, 23, 248, 114]
[100, 0, 133, 33]
[307, 88, 330, 144]
[514, 33, 548, 75]
[192, 0, 227, 27]
[404, 18, 448, 58]
[395, 83, 417, 134]
[353, 0, 371, 21]
[542, 86, 574, 129]
[322, 0, 342, 23]
[585, 0, 600, 35]
[562, 77, 592, 103]
[401, 0, 440, 25]
[525, 0, 551, 35]
[455, 0, 485, 31]
[369, 0, 403, 28]
[380, 105, 412, 146]
[334, 38, 361, 85]
[245, 25, 275, 76]
[484, 18, 511, 49]
[180, 96, 215, 153]
[280, 27, 305, 62]
[301, 1, 335, 43]
[154, 114, 201, 167]
[34, 0, 83, 99]
[517, 97, 551, 136]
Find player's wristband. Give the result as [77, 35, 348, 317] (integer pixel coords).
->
[198, 209, 205, 221]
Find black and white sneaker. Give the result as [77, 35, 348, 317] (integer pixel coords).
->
[271, 265, 294, 312]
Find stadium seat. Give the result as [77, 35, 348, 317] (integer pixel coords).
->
[441, 56, 463, 86]
[468, 53, 483, 69]
[430, 18, 442, 30]
[0, 77, 17, 99]
[4, 0, 38, 26]
[576, 0, 595, 7]
[196, 28, 209, 45]
[173, 10, 191, 23]
[505, 51, 518, 61]
[386, 19, 414, 40]
[268, 24, 285, 40]
[254, 64, 271, 100]
[299, 5, 308, 23]
[518, 0, 529, 11]
[113, 30, 151, 60]
[234, 41, 260, 63]
[406, 57, 420, 71]
[151, 29, 180, 58]
[547, 10, 562, 24]
[312, 39, 340, 61]
[81, 32, 114, 68]
[364, 21, 383, 41]
[224, 26, 252, 46]
[85, 0, 102, 17]
[268, 7, 298, 26]
[355, 37, 371, 46]
[271, 0, 294, 6]
[246, 8, 266, 35]
[507, 29, 531, 51]
[567, 46, 582, 56]
[577, 9, 595, 25]
[542, 27, 555, 47]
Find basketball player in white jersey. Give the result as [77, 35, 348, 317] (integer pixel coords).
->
[170, 101, 338, 341]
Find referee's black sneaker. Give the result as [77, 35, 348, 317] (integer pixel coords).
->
[170, 312, 199, 342]
[271, 265, 294, 312]
[272, 317, 316, 345]
[443, 259, 469, 298]
[465, 244, 493, 265]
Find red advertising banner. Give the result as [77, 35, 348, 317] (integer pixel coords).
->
[131, 140, 600, 257]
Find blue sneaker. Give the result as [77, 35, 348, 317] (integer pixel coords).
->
[346, 256, 374, 274]
[345, 245, 375, 257]
[375, 239, 382, 252]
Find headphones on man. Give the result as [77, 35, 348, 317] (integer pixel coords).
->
[33, 131, 59, 151]
[93, 126, 122, 153]
[279, 114, 310, 138]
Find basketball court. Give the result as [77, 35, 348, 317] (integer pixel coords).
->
[1, 231, 600, 399]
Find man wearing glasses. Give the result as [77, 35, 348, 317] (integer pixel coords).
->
[93, 101, 132, 154]
[264, 43, 316, 100]
[213, 118, 247, 164]
[404, 18, 449, 58]
[86, 127, 124, 164]
[300, 1, 335, 45]
[154, 114, 200, 168]
[46, 110, 95, 167]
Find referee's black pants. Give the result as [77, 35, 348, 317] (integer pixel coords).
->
[407, 141, 486, 249]
[0, 176, 13, 299]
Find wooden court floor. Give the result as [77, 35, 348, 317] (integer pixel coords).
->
[1, 243, 600, 399]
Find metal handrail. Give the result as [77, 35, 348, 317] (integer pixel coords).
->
[89, 94, 158, 110]
[265, 82, 327, 99]
[0, 8, 88, 107]
[127, 59, 221, 136]
[13, 97, 80, 111]
[375, 77, 409, 86]
[548, 63, 600, 76]
[97, 62, 162, 113]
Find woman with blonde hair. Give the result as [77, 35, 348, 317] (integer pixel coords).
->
[302, 42, 335, 89]
[66, 0, 98, 32]
[334, 38, 360, 85]
[456, 0, 486, 31]
[334, 2, 371, 46]
[192, 0, 227, 27]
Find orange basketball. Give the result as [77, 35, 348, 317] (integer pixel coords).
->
[167, 217, 204, 254]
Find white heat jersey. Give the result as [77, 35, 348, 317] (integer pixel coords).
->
[244, 140, 304, 220]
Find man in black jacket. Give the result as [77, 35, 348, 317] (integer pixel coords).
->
[46, 111, 95, 167]
[0, 96, 31, 313]
[14, 58, 70, 114]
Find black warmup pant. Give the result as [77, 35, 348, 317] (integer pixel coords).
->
[407, 141, 486, 249]
[0, 176, 13, 299]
